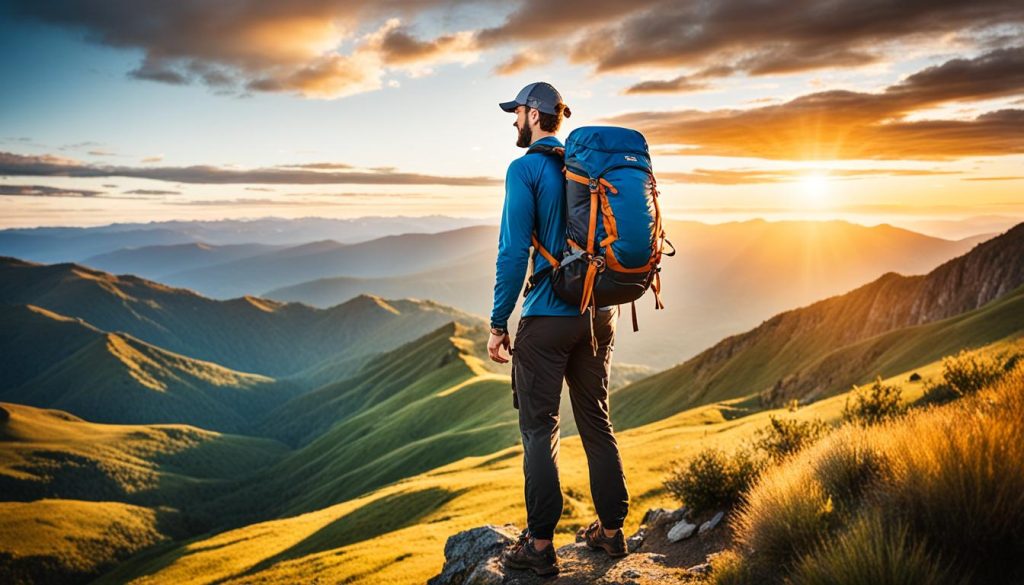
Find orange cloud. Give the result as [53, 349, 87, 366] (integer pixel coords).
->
[605, 47, 1024, 160]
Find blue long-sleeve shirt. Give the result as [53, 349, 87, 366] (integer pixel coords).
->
[490, 136, 580, 330]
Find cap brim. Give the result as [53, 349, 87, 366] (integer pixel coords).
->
[498, 100, 519, 113]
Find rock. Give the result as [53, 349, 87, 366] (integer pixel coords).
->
[622, 568, 642, 578]
[626, 527, 646, 553]
[667, 519, 697, 542]
[699, 511, 725, 535]
[428, 523, 519, 585]
[688, 562, 712, 576]
[642, 507, 685, 527]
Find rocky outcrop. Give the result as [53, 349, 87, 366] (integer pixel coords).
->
[430, 508, 733, 584]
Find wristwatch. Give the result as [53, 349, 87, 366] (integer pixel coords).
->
[490, 326, 508, 336]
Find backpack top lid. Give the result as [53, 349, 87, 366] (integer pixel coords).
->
[564, 126, 651, 179]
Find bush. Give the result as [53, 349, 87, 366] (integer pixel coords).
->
[941, 349, 1005, 396]
[842, 377, 906, 426]
[664, 447, 764, 514]
[753, 416, 829, 462]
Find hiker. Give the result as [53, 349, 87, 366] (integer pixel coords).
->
[487, 81, 630, 577]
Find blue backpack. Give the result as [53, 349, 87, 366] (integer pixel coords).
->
[525, 126, 674, 344]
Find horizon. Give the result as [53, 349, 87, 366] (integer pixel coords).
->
[1, 3, 1022, 230]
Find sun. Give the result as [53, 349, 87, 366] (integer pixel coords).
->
[798, 172, 831, 208]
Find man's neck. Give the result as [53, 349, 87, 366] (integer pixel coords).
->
[530, 131, 557, 144]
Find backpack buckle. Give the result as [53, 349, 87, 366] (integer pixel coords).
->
[588, 178, 599, 192]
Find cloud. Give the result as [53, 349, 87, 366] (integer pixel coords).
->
[478, 0, 1023, 81]
[141, 155, 164, 163]
[0, 184, 104, 197]
[493, 50, 548, 75]
[659, 167, 961, 185]
[961, 176, 1024, 181]
[624, 66, 731, 94]
[123, 189, 181, 195]
[6, 3, 478, 99]
[603, 47, 1024, 160]
[0, 151, 500, 186]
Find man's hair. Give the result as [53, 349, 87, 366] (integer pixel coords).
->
[527, 103, 572, 133]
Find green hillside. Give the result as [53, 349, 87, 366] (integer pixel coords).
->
[206, 322, 521, 522]
[611, 222, 1024, 428]
[0, 305, 301, 433]
[0, 256, 484, 379]
[0, 401, 288, 506]
[93, 337, 1023, 585]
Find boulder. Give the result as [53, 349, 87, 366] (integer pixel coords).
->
[428, 523, 519, 585]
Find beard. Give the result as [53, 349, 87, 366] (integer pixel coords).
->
[516, 121, 533, 148]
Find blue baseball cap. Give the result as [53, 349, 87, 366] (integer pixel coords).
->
[499, 82, 566, 115]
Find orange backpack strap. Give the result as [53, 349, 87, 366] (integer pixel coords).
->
[531, 232, 559, 268]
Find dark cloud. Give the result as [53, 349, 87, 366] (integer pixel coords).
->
[0, 151, 500, 186]
[478, 0, 1023, 81]
[0, 184, 104, 197]
[604, 47, 1024, 160]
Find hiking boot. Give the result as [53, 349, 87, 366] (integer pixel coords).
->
[576, 519, 628, 557]
[501, 528, 559, 577]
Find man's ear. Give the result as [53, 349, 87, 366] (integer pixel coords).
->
[528, 108, 540, 126]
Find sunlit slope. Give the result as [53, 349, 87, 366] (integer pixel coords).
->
[0, 499, 177, 585]
[0, 401, 288, 505]
[610, 222, 1024, 428]
[210, 322, 522, 521]
[0, 256, 483, 379]
[260, 321, 506, 447]
[97, 338, 1016, 585]
[0, 305, 299, 433]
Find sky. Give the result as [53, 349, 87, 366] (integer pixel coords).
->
[1, 0, 1022, 232]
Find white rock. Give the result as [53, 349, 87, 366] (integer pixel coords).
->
[698, 511, 725, 535]
[667, 519, 697, 542]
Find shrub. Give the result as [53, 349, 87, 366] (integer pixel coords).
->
[664, 447, 764, 514]
[789, 512, 959, 585]
[941, 349, 1004, 396]
[908, 372, 921, 382]
[842, 377, 906, 426]
[753, 416, 829, 462]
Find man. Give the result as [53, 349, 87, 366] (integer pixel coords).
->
[488, 81, 630, 577]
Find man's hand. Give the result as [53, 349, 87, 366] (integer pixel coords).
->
[488, 331, 511, 364]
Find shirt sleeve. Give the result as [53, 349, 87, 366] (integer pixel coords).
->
[490, 161, 535, 330]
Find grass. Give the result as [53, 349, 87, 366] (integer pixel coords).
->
[0, 499, 175, 585]
[93, 337, 1023, 585]
[712, 351, 1024, 584]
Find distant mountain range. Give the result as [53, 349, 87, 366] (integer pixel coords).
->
[611, 221, 1024, 429]
[262, 219, 991, 369]
[0, 216, 484, 263]
[0, 256, 482, 378]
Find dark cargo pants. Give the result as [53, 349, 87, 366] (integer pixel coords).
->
[510, 306, 629, 540]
